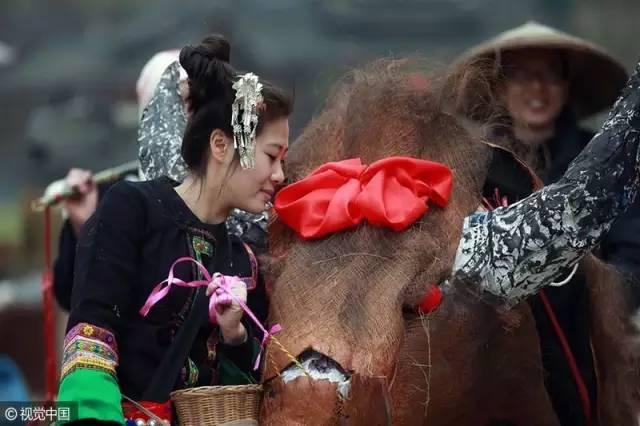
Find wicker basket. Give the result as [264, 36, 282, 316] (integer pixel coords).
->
[170, 384, 263, 425]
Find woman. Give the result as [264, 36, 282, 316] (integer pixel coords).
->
[456, 21, 638, 426]
[57, 34, 292, 425]
[54, 47, 268, 312]
[137, 49, 270, 249]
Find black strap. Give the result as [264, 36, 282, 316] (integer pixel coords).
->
[141, 288, 208, 401]
[141, 232, 233, 401]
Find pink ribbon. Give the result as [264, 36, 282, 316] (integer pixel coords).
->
[139, 257, 281, 370]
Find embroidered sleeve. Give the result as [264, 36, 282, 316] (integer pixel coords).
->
[61, 323, 119, 381]
[57, 181, 146, 422]
[454, 60, 640, 301]
[58, 322, 123, 423]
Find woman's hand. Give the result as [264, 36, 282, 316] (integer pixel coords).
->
[206, 276, 248, 345]
[64, 168, 98, 236]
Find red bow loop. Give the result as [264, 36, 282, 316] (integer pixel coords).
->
[274, 157, 453, 239]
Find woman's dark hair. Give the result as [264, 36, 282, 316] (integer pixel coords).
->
[179, 34, 292, 176]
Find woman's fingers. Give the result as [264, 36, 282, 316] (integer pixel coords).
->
[206, 282, 218, 297]
[208, 277, 247, 308]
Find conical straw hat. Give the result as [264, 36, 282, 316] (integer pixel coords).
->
[457, 21, 627, 118]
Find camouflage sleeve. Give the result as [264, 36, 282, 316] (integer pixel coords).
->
[225, 208, 268, 246]
[138, 61, 188, 183]
[137, 62, 269, 243]
[453, 60, 640, 301]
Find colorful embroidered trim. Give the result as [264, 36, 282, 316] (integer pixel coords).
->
[61, 323, 119, 381]
[185, 358, 199, 387]
[192, 235, 213, 258]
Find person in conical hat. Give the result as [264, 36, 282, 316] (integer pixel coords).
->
[460, 20, 627, 120]
[455, 21, 640, 426]
[457, 21, 628, 176]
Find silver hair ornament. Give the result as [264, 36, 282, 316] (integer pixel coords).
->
[232, 72, 263, 169]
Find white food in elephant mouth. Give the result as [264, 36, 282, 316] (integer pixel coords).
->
[280, 352, 351, 400]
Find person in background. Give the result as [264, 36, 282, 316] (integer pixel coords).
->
[52, 50, 183, 312]
[456, 21, 639, 426]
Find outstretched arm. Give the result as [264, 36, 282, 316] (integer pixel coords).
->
[454, 60, 640, 301]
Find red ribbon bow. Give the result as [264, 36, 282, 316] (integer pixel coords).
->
[274, 157, 453, 239]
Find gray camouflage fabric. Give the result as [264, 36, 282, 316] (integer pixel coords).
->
[454, 60, 640, 301]
[137, 61, 268, 240]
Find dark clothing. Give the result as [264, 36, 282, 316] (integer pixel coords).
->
[53, 182, 270, 313]
[538, 112, 640, 278]
[496, 110, 640, 276]
[53, 219, 77, 311]
[487, 111, 640, 426]
[484, 147, 596, 426]
[66, 176, 267, 400]
[54, 179, 132, 311]
[599, 185, 640, 281]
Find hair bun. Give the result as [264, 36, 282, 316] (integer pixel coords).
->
[179, 34, 231, 78]
[179, 34, 235, 112]
[196, 34, 230, 63]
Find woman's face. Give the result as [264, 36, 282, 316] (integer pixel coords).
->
[223, 117, 289, 214]
[501, 49, 569, 130]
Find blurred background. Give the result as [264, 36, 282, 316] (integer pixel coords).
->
[0, 0, 638, 399]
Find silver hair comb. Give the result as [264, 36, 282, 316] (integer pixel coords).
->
[232, 72, 263, 169]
